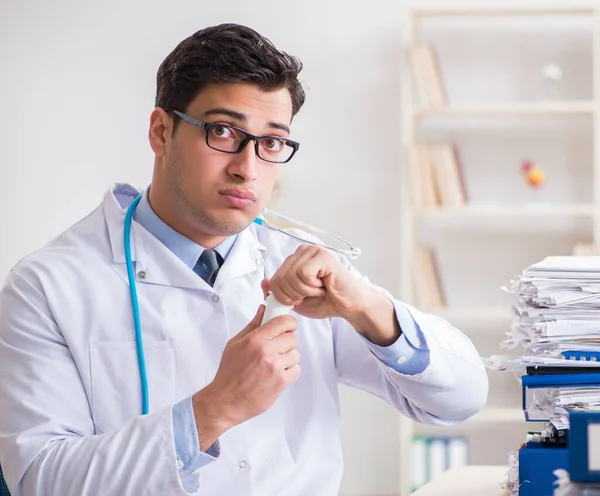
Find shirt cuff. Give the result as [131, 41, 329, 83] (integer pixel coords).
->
[362, 299, 430, 375]
[172, 395, 220, 477]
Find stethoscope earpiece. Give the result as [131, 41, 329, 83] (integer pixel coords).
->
[253, 209, 361, 260]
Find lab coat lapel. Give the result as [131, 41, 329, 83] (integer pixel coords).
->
[103, 184, 266, 291]
[103, 185, 205, 290]
[133, 225, 267, 291]
[213, 226, 266, 291]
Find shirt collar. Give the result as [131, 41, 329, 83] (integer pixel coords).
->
[133, 188, 237, 269]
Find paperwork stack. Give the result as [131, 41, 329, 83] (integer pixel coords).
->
[486, 256, 600, 496]
[495, 255, 600, 427]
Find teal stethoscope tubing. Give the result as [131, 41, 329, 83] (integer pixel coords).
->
[124, 194, 149, 414]
[124, 193, 361, 415]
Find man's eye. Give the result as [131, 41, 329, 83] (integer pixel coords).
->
[262, 138, 284, 151]
[210, 126, 234, 138]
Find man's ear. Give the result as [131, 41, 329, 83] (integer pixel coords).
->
[148, 108, 173, 157]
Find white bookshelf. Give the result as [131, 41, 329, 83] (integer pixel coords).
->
[412, 5, 595, 18]
[415, 407, 524, 433]
[415, 202, 595, 219]
[431, 305, 511, 324]
[416, 100, 595, 118]
[399, 4, 600, 495]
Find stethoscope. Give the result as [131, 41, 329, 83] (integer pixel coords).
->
[123, 193, 361, 414]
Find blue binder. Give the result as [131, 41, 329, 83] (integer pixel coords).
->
[561, 350, 600, 361]
[518, 442, 568, 496]
[569, 410, 600, 483]
[521, 373, 600, 421]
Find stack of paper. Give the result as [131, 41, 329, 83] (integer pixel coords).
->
[484, 256, 600, 494]
[495, 256, 600, 428]
[503, 256, 600, 360]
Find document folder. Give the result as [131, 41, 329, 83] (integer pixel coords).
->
[569, 410, 600, 483]
[521, 373, 600, 422]
[519, 441, 568, 496]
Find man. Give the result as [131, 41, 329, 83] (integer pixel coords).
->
[0, 23, 488, 495]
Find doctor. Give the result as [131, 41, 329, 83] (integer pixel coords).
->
[0, 23, 488, 496]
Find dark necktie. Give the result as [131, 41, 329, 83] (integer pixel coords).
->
[194, 249, 223, 287]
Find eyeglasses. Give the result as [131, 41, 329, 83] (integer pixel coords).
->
[166, 109, 300, 164]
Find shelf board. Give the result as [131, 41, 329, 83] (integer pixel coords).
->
[415, 101, 595, 118]
[466, 407, 525, 424]
[413, 408, 526, 434]
[412, 6, 594, 18]
[415, 203, 595, 220]
[429, 305, 511, 324]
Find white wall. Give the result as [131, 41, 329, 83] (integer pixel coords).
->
[1, 0, 597, 494]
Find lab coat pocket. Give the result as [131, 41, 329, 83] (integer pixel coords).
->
[90, 340, 176, 434]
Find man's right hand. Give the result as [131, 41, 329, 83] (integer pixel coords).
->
[192, 305, 300, 451]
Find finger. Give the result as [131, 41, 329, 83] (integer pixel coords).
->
[233, 305, 266, 340]
[261, 279, 270, 299]
[281, 245, 323, 288]
[292, 296, 330, 319]
[290, 245, 330, 289]
[269, 330, 297, 354]
[272, 282, 304, 306]
[283, 364, 301, 383]
[280, 248, 325, 300]
[272, 246, 327, 305]
[279, 349, 300, 370]
[252, 314, 298, 341]
[280, 272, 326, 302]
[269, 248, 301, 289]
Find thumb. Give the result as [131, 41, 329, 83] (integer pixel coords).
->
[261, 279, 270, 299]
[234, 304, 266, 340]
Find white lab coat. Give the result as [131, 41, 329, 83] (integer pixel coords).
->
[0, 184, 488, 496]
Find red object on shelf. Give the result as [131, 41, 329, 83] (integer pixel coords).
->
[521, 160, 545, 188]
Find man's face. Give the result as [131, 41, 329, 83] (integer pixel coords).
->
[157, 83, 294, 237]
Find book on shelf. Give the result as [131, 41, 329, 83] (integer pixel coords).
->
[572, 242, 598, 256]
[407, 144, 438, 209]
[413, 245, 445, 309]
[411, 435, 469, 492]
[406, 43, 447, 109]
[407, 143, 468, 209]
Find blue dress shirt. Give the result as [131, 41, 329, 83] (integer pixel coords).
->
[133, 189, 430, 489]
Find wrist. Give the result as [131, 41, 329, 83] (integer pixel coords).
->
[192, 384, 235, 451]
[343, 286, 382, 329]
[344, 289, 400, 346]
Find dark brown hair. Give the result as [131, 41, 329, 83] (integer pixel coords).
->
[155, 23, 305, 128]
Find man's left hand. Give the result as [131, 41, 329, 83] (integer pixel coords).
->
[261, 244, 401, 346]
[261, 245, 368, 320]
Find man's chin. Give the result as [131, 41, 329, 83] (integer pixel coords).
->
[210, 211, 257, 236]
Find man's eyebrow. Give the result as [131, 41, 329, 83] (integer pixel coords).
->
[268, 121, 290, 134]
[203, 107, 246, 121]
[202, 107, 290, 134]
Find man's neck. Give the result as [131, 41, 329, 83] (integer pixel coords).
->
[147, 186, 226, 250]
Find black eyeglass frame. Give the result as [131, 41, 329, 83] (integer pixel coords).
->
[165, 108, 300, 164]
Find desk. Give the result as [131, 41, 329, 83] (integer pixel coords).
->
[409, 465, 509, 496]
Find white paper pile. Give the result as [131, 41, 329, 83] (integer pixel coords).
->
[486, 256, 600, 493]
[486, 256, 600, 428]
[503, 256, 600, 359]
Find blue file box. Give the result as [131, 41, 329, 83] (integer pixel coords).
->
[518, 442, 568, 496]
[569, 410, 600, 483]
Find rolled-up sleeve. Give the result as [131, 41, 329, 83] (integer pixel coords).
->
[172, 396, 220, 492]
[361, 300, 430, 375]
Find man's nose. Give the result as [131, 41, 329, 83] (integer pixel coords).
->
[227, 141, 259, 182]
